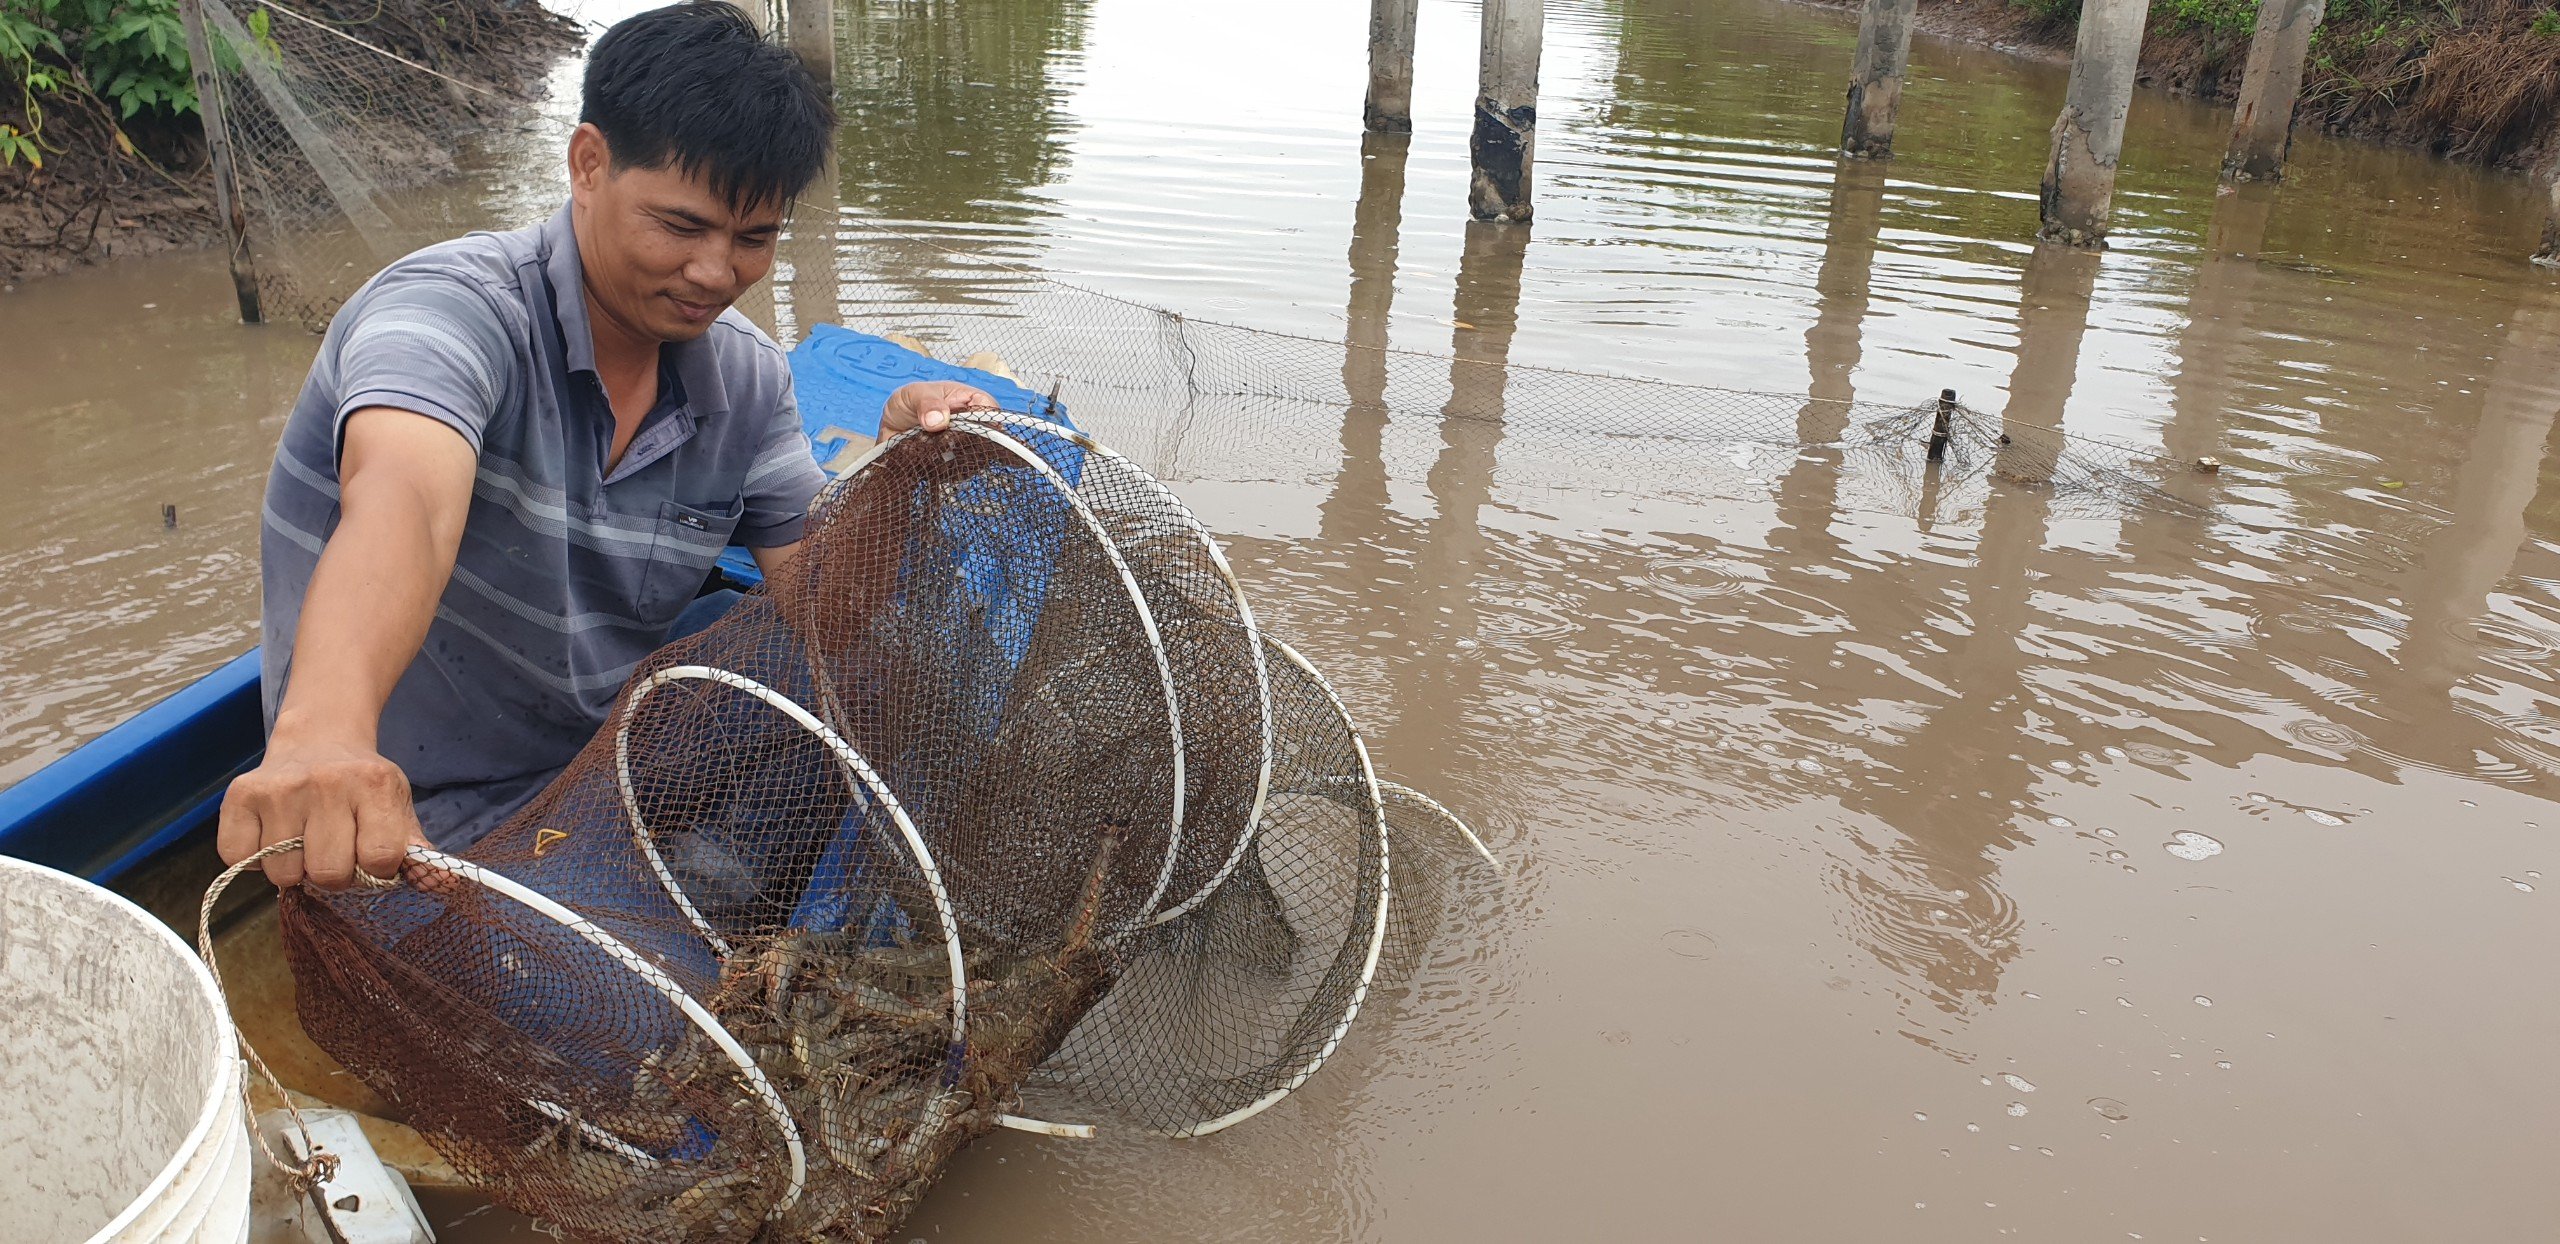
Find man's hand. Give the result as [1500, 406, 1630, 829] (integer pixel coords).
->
[881, 381, 994, 435]
[220, 406, 476, 887]
[219, 727, 429, 889]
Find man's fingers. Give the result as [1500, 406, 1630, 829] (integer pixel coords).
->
[355, 776, 421, 881]
[217, 784, 260, 868]
[301, 805, 359, 891]
[260, 806, 308, 889]
[887, 382, 996, 436]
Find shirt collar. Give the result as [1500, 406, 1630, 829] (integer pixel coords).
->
[539, 203, 731, 421]
[538, 205, 599, 377]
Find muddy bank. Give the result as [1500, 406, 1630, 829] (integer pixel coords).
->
[0, 0, 579, 287]
[0, 101, 218, 286]
[1814, 0, 2560, 176]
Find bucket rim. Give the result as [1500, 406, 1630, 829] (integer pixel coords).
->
[0, 856, 243, 1244]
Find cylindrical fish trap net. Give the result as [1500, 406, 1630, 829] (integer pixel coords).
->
[952, 412, 1277, 932]
[1015, 636, 1389, 1136]
[269, 411, 1497, 1241]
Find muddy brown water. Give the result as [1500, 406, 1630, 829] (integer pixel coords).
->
[8, 0, 2560, 1238]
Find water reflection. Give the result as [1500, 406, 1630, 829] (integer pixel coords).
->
[1325, 133, 1411, 549]
[1773, 159, 1886, 566]
[836, 0, 1092, 226]
[778, 164, 843, 347]
[2398, 296, 2560, 705]
[2160, 186, 2266, 477]
[831, 0, 1093, 298]
[1406, 222, 1531, 777]
[1829, 244, 2091, 1044]
[1802, 160, 1889, 416]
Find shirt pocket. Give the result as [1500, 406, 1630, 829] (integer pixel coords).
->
[639, 496, 746, 622]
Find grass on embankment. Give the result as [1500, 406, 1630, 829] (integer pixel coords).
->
[1961, 0, 2560, 171]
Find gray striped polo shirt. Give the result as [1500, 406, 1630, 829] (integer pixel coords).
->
[259, 205, 826, 848]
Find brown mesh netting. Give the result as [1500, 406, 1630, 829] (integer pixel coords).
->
[271, 411, 1497, 1241]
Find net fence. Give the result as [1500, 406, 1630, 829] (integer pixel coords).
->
[818, 241, 2222, 527]
[198, 0, 577, 327]
[197, 0, 2221, 526]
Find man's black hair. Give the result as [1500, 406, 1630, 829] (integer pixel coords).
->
[580, 3, 835, 212]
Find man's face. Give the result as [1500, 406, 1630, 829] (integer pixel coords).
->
[567, 124, 786, 345]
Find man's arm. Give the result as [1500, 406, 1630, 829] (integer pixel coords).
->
[218, 409, 478, 888]
[750, 541, 800, 579]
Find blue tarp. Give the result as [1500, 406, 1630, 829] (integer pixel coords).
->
[776, 328, 1079, 940]
[789, 324, 1064, 464]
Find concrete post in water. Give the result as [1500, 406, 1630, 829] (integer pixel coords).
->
[1469, 0, 1543, 223]
[2222, 0, 2324, 181]
[177, 0, 262, 324]
[1841, 0, 1919, 158]
[1364, 0, 1420, 133]
[786, 0, 834, 87]
[2038, 0, 2150, 247]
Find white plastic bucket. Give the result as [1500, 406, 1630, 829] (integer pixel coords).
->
[0, 855, 250, 1244]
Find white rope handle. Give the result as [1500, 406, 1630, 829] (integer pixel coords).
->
[198, 841, 382, 1191]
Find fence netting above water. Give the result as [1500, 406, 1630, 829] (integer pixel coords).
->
[198, 0, 576, 327]
[818, 248, 2216, 525]
[201, 0, 2216, 526]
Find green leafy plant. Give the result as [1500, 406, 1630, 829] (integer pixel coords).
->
[1, 0, 62, 166]
[0, 0, 244, 171]
[2152, 0, 2261, 39]
[2008, 0, 2086, 26]
[2531, 7, 2560, 35]
[42, 0, 197, 119]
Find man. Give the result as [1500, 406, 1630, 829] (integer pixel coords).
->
[220, 3, 986, 888]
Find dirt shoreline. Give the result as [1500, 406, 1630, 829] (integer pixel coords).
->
[1804, 0, 2560, 179]
[1, 0, 579, 290]
[0, 123, 222, 289]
